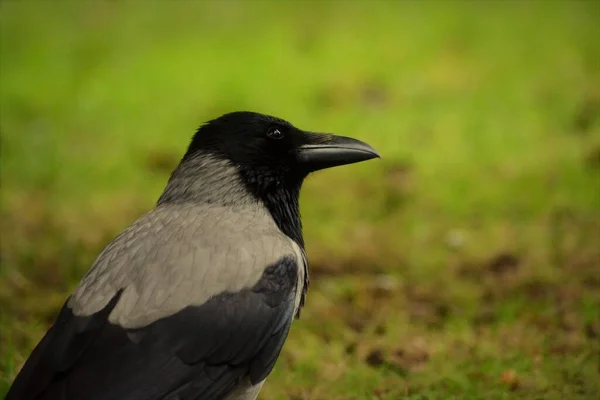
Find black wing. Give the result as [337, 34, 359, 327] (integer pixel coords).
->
[7, 256, 298, 400]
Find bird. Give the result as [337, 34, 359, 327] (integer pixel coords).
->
[7, 111, 380, 400]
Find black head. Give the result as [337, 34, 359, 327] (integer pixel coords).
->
[172, 111, 379, 246]
[183, 111, 379, 191]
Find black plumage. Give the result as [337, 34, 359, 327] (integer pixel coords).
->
[10, 257, 297, 400]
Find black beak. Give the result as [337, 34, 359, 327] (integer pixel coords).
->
[296, 132, 380, 172]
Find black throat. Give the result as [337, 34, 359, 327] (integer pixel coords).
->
[239, 167, 305, 248]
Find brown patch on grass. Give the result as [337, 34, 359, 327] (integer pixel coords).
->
[365, 348, 385, 367]
[346, 314, 368, 333]
[390, 345, 429, 372]
[383, 162, 414, 193]
[549, 331, 587, 355]
[381, 161, 414, 214]
[344, 342, 357, 355]
[473, 304, 497, 327]
[370, 274, 400, 299]
[372, 387, 388, 398]
[145, 149, 179, 174]
[404, 285, 451, 329]
[313, 83, 352, 111]
[517, 279, 558, 302]
[572, 96, 600, 133]
[500, 369, 521, 391]
[585, 321, 599, 339]
[359, 80, 389, 109]
[364, 337, 430, 377]
[487, 252, 521, 275]
[584, 143, 600, 170]
[374, 324, 387, 336]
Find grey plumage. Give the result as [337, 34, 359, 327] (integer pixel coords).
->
[74, 202, 304, 327]
[7, 111, 378, 400]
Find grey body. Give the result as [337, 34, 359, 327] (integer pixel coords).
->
[72, 201, 305, 329]
[223, 379, 264, 400]
[71, 156, 306, 399]
[70, 206, 303, 399]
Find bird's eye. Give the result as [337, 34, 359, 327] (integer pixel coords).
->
[266, 128, 284, 140]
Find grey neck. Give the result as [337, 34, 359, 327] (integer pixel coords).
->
[156, 152, 305, 248]
[157, 153, 255, 207]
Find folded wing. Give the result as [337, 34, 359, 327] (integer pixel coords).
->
[7, 256, 298, 400]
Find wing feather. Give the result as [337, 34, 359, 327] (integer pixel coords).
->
[7, 256, 298, 400]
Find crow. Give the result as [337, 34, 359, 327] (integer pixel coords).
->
[7, 111, 380, 400]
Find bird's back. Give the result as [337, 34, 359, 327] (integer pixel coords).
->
[7, 202, 306, 400]
[72, 202, 298, 327]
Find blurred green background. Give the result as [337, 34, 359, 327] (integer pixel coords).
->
[1, 1, 599, 399]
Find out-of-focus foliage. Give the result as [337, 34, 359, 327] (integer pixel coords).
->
[1, 1, 599, 398]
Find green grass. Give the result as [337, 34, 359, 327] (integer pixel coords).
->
[1, 1, 599, 398]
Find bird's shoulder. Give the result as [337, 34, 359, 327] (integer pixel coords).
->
[70, 203, 303, 328]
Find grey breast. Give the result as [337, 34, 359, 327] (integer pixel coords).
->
[69, 202, 303, 329]
[224, 379, 265, 400]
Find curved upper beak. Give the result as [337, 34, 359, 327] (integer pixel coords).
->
[296, 132, 380, 172]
